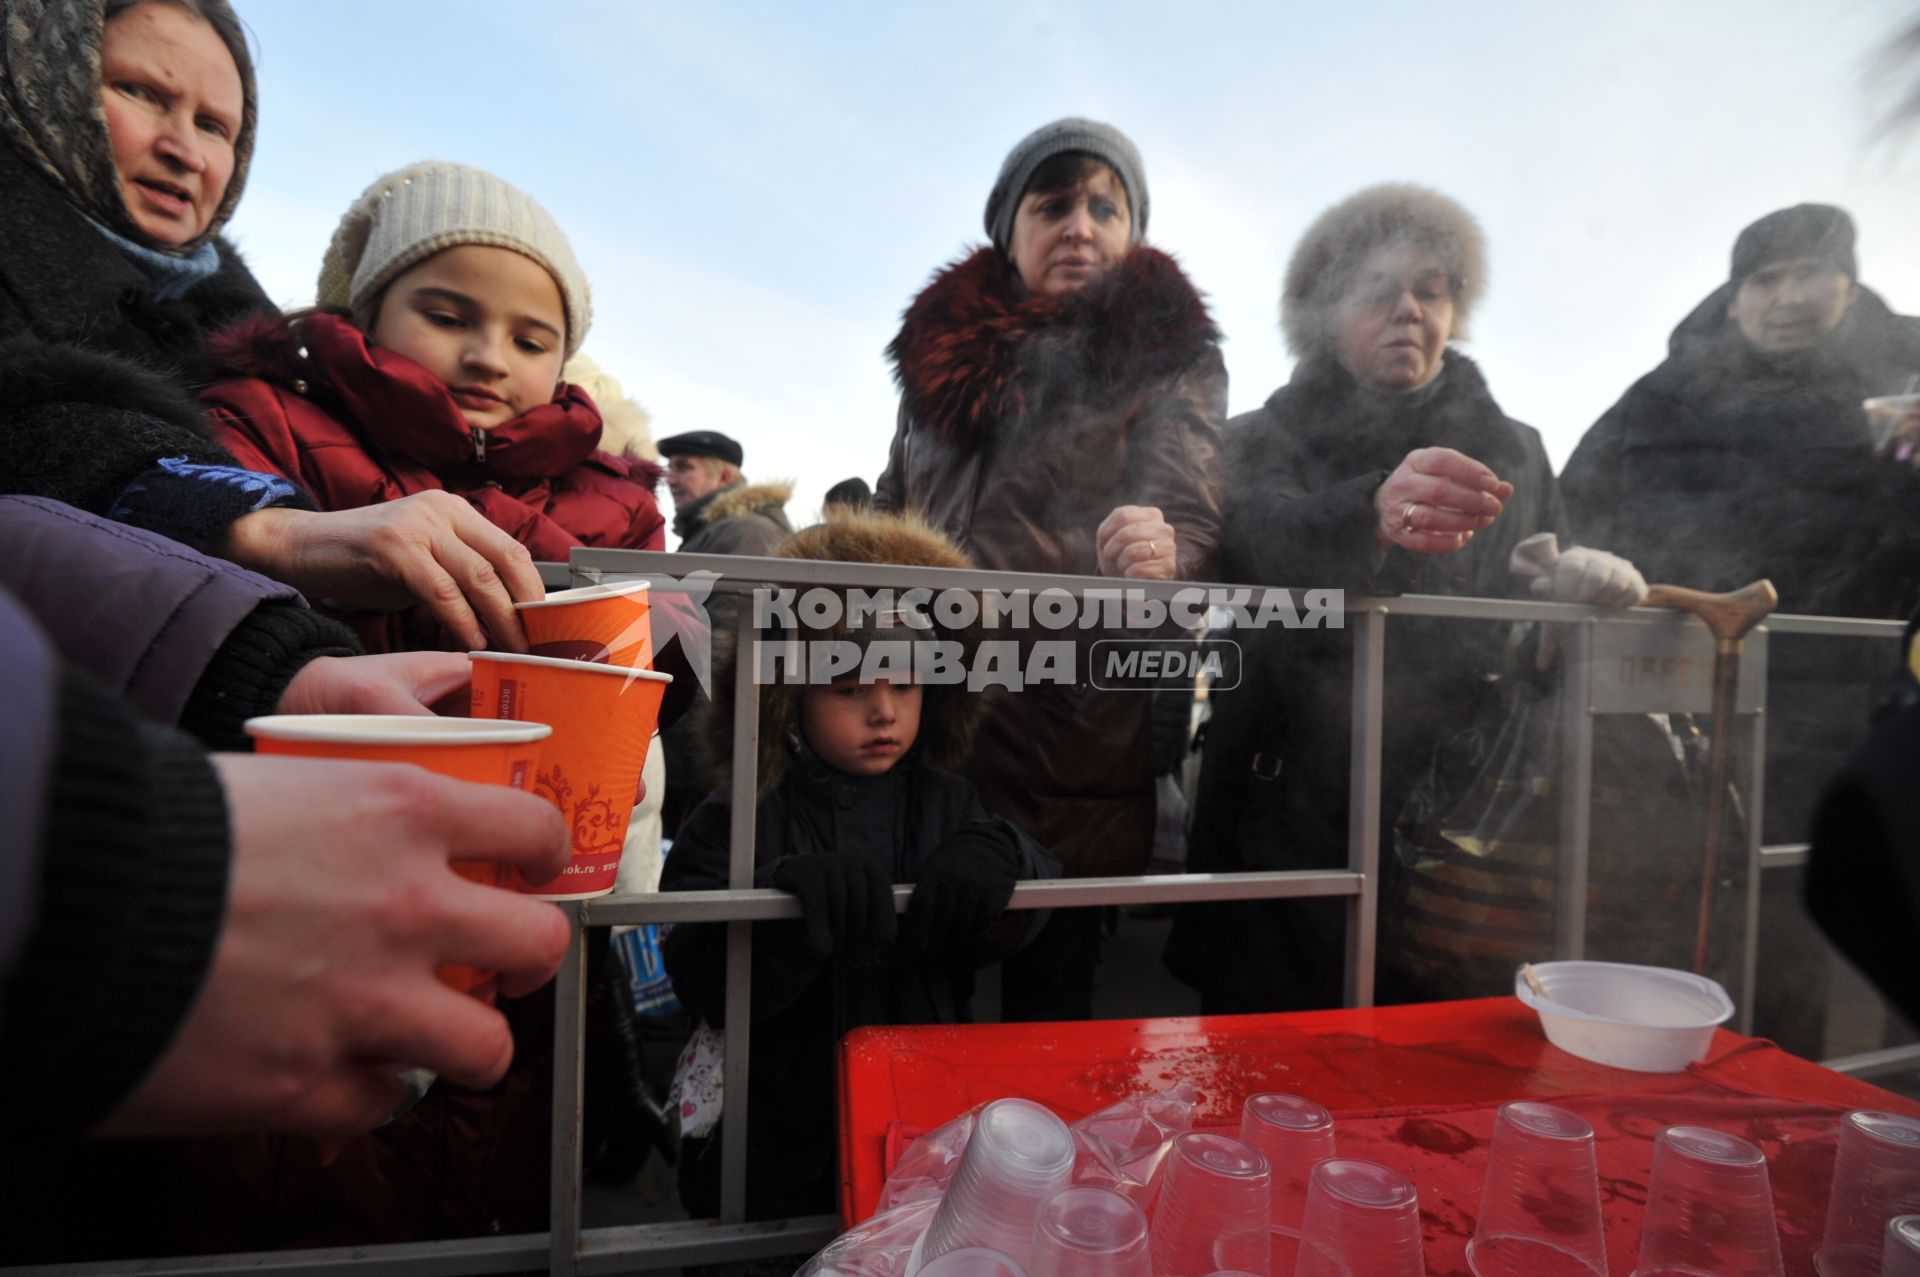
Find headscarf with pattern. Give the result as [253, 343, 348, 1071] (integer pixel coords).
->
[0, 0, 256, 252]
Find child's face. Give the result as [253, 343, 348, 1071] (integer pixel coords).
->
[371, 244, 568, 432]
[798, 677, 922, 777]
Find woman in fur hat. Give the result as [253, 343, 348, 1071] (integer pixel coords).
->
[875, 117, 1226, 1022]
[661, 509, 1058, 1223]
[1165, 184, 1644, 1013]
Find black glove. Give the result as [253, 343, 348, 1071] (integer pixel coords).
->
[906, 827, 1023, 956]
[770, 852, 897, 961]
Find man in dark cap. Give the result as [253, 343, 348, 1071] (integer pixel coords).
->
[657, 430, 793, 558]
[1562, 204, 1920, 1057]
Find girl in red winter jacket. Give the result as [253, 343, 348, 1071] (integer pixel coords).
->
[203, 160, 664, 653]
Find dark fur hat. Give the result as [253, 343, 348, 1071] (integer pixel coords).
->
[704, 508, 984, 799]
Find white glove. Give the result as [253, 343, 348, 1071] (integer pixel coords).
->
[1509, 532, 1647, 609]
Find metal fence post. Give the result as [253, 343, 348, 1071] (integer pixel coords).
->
[720, 603, 761, 1225]
[548, 903, 588, 1276]
[1738, 635, 1769, 1037]
[1345, 605, 1385, 1009]
[1555, 620, 1597, 960]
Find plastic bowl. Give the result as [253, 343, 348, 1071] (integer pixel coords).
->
[1514, 961, 1733, 1073]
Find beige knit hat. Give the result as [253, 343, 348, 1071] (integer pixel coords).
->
[317, 161, 592, 356]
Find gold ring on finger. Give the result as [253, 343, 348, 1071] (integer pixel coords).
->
[1402, 502, 1419, 533]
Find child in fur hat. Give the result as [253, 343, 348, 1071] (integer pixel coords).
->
[660, 509, 1059, 1223]
[201, 161, 665, 653]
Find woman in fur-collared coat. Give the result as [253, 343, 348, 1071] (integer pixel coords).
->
[875, 118, 1227, 1021]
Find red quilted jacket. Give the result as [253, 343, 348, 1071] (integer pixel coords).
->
[202, 311, 665, 650]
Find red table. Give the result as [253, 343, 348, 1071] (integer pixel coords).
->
[837, 998, 1920, 1275]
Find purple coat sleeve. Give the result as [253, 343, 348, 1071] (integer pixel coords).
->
[0, 591, 55, 985]
[0, 496, 302, 726]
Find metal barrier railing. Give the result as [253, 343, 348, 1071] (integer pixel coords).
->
[18, 552, 1917, 1276]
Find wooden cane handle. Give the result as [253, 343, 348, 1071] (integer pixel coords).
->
[1642, 580, 1780, 643]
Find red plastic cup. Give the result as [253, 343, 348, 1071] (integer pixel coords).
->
[1294, 1159, 1425, 1277]
[1030, 1186, 1149, 1277]
[1466, 1101, 1607, 1277]
[1634, 1126, 1782, 1277]
[1240, 1091, 1335, 1274]
[1816, 1112, 1920, 1277]
[1149, 1132, 1271, 1277]
[920, 1099, 1076, 1269]
[1885, 1217, 1920, 1277]
[918, 1249, 1028, 1277]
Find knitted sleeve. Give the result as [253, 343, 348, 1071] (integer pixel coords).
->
[178, 602, 362, 750]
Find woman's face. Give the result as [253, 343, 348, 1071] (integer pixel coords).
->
[371, 244, 568, 432]
[1009, 166, 1132, 296]
[1334, 246, 1456, 392]
[99, 2, 243, 246]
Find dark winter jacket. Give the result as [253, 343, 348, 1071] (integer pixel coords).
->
[671, 478, 794, 556]
[1561, 285, 1920, 843]
[0, 139, 297, 551]
[875, 245, 1227, 877]
[1165, 353, 1566, 1011]
[202, 312, 668, 652]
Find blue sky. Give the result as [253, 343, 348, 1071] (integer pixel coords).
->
[226, 0, 1920, 531]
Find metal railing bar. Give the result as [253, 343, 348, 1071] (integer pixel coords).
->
[574, 1216, 842, 1273]
[1821, 1043, 1920, 1079]
[18, 1235, 552, 1276]
[549, 906, 589, 1275]
[720, 606, 762, 1226]
[1345, 606, 1384, 1009]
[1761, 844, 1811, 868]
[1555, 618, 1597, 961]
[1760, 615, 1906, 638]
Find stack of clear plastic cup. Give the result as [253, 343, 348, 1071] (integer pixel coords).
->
[1633, 1126, 1783, 1277]
[1029, 1186, 1150, 1277]
[1884, 1216, 1920, 1277]
[1294, 1159, 1426, 1277]
[919, 1099, 1076, 1270]
[1466, 1101, 1608, 1277]
[1816, 1111, 1920, 1277]
[1239, 1093, 1335, 1276]
[1148, 1131, 1272, 1277]
[919, 1248, 1029, 1277]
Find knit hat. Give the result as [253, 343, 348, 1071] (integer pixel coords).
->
[317, 161, 592, 356]
[983, 117, 1148, 256]
[1282, 183, 1488, 360]
[1730, 203, 1857, 285]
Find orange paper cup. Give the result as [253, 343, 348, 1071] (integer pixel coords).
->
[242, 715, 552, 994]
[516, 580, 653, 669]
[468, 652, 672, 899]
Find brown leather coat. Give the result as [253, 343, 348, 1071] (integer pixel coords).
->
[876, 246, 1227, 876]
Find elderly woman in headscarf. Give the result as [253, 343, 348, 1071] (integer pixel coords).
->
[0, 0, 549, 653]
[1165, 184, 1646, 1014]
[876, 118, 1226, 1021]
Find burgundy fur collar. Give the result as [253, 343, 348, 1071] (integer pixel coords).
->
[887, 245, 1219, 443]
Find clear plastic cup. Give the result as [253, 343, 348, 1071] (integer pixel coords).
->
[1149, 1131, 1272, 1277]
[1884, 1216, 1920, 1277]
[919, 1248, 1028, 1277]
[920, 1099, 1076, 1268]
[1029, 1186, 1149, 1277]
[1633, 1126, 1783, 1277]
[1816, 1112, 1920, 1277]
[1239, 1093, 1334, 1276]
[1466, 1101, 1608, 1277]
[1294, 1159, 1425, 1277]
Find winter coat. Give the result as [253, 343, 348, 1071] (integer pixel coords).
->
[201, 312, 667, 651]
[1561, 285, 1920, 843]
[1165, 354, 1566, 1011]
[670, 479, 794, 556]
[875, 246, 1227, 877]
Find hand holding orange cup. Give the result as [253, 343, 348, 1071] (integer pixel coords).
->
[516, 580, 653, 668]
[469, 652, 671, 899]
[242, 714, 551, 994]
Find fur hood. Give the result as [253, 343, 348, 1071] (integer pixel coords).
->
[699, 479, 794, 525]
[1282, 183, 1488, 360]
[705, 508, 984, 799]
[886, 245, 1220, 445]
[0, 335, 214, 441]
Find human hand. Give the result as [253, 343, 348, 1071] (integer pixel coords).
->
[1509, 532, 1648, 608]
[1373, 447, 1513, 554]
[91, 755, 572, 1139]
[770, 852, 897, 960]
[223, 492, 545, 652]
[277, 651, 473, 717]
[1096, 504, 1177, 580]
[905, 828, 1022, 956]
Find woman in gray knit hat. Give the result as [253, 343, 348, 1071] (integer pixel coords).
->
[1167, 183, 1648, 1014]
[875, 117, 1226, 1023]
